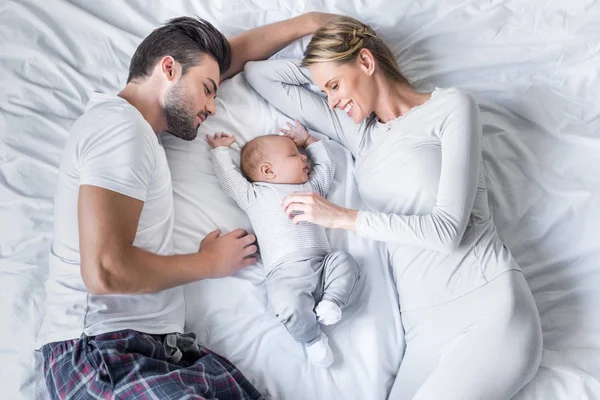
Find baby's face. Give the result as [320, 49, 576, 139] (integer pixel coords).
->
[264, 136, 309, 184]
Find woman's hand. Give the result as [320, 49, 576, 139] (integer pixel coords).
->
[282, 192, 358, 230]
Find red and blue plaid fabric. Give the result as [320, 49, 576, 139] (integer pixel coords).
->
[42, 330, 264, 400]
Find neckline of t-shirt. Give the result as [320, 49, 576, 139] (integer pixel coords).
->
[89, 91, 138, 114]
[90, 91, 160, 143]
[374, 86, 444, 129]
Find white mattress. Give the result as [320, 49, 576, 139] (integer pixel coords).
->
[1, 0, 599, 399]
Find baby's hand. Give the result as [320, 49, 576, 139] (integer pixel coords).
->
[280, 120, 313, 147]
[206, 133, 236, 149]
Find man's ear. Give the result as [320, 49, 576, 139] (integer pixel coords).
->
[259, 162, 275, 179]
[160, 56, 179, 82]
[357, 48, 375, 76]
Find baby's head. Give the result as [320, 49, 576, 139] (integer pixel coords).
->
[241, 135, 309, 184]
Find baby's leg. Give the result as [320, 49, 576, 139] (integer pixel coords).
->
[319, 251, 361, 308]
[266, 261, 321, 344]
[315, 251, 361, 325]
[267, 262, 333, 367]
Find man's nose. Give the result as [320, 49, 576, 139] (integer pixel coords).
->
[206, 97, 216, 116]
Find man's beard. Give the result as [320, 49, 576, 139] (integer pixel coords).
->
[163, 82, 199, 141]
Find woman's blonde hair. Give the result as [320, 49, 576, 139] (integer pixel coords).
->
[302, 16, 409, 86]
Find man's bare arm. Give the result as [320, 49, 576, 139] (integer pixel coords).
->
[78, 185, 256, 295]
[221, 12, 337, 82]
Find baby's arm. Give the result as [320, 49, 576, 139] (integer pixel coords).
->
[207, 133, 255, 210]
[306, 140, 335, 197]
[281, 121, 336, 197]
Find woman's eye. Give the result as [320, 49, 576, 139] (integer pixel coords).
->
[332, 83, 339, 90]
[204, 85, 209, 95]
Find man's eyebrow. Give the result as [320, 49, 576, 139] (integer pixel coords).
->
[208, 78, 218, 94]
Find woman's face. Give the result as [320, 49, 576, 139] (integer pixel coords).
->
[310, 53, 376, 124]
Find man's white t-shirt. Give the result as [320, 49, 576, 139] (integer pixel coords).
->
[36, 93, 185, 347]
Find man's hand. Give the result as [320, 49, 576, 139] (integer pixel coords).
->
[206, 132, 236, 149]
[222, 12, 342, 82]
[199, 229, 257, 278]
[305, 12, 339, 33]
[280, 119, 316, 148]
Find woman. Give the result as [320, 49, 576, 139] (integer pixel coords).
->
[244, 16, 542, 400]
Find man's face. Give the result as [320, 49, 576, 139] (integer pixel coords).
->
[162, 55, 220, 141]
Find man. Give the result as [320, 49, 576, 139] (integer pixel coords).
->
[37, 12, 334, 399]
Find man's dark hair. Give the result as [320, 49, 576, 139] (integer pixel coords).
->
[127, 16, 231, 83]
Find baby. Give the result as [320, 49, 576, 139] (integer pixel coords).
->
[207, 120, 361, 368]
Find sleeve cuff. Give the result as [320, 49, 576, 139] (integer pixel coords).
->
[355, 210, 371, 237]
[305, 139, 324, 151]
[211, 147, 230, 154]
[80, 176, 147, 202]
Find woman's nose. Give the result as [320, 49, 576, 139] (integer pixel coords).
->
[327, 95, 338, 110]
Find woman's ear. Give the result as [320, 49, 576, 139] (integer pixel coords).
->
[357, 48, 375, 76]
[259, 162, 275, 179]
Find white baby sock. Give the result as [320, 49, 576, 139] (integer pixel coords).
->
[305, 332, 333, 368]
[315, 299, 342, 326]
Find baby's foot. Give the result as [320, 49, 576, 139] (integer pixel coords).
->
[305, 333, 333, 368]
[315, 299, 342, 325]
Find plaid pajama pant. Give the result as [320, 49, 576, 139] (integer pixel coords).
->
[42, 330, 264, 400]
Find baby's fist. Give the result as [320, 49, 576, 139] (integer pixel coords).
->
[280, 119, 311, 147]
[206, 133, 236, 149]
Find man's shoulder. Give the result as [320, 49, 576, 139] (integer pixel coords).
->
[80, 95, 149, 133]
[73, 94, 155, 148]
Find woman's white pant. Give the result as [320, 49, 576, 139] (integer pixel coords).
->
[389, 270, 542, 400]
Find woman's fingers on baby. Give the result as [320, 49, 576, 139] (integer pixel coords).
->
[293, 213, 310, 224]
[284, 202, 310, 216]
[282, 192, 308, 208]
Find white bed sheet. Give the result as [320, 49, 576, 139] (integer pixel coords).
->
[1, 0, 600, 399]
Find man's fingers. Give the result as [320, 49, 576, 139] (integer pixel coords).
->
[241, 233, 256, 246]
[227, 228, 248, 238]
[242, 257, 257, 267]
[244, 245, 258, 256]
[206, 229, 221, 239]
